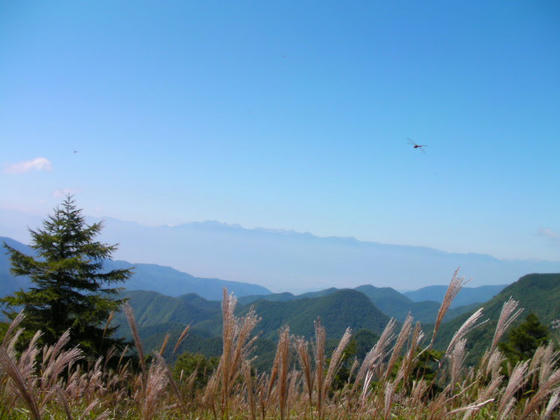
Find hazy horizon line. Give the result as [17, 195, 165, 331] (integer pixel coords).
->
[2, 205, 559, 264]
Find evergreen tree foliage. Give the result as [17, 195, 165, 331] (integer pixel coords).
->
[0, 196, 132, 357]
[499, 313, 550, 364]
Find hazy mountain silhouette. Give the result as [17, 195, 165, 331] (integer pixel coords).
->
[3, 209, 560, 291]
[0, 236, 269, 300]
[404, 284, 507, 307]
[95, 218, 560, 291]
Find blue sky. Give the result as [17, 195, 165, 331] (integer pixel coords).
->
[1, 0, 559, 260]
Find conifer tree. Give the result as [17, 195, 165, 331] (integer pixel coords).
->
[1, 196, 132, 356]
[499, 313, 550, 365]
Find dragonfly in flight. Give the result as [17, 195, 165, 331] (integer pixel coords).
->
[407, 138, 427, 152]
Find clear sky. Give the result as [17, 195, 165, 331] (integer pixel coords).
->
[1, 1, 559, 261]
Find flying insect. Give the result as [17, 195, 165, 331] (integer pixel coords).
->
[407, 138, 427, 152]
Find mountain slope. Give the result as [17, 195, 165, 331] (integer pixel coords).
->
[247, 289, 390, 339]
[121, 288, 390, 343]
[0, 236, 34, 297]
[117, 290, 221, 329]
[115, 288, 390, 369]
[240, 285, 474, 324]
[107, 260, 270, 300]
[435, 273, 560, 360]
[0, 236, 270, 301]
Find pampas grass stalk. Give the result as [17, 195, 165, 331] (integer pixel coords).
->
[243, 362, 257, 420]
[153, 352, 188, 414]
[383, 381, 395, 420]
[295, 336, 313, 406]
[124, 303, 145, 376]
[314, 318, 327, 419]
[354, 318, 396, 392]
[491, 297, 523, 351]
[449, 338, 467, 390]
[1, 311, 25, 347]
[0, 345, 41, 420]
[445, 308, 485, 357]
[323, 327, 352, 397]
[214, 288, 260, 418]
[102, 311, 115, 339]
[498, 360, 529, 416]
[158, 333, 170, 356]
[396, 322, 424, 386]
[55, 385, 73, 420]
[428, 268, 468, 349]
[541, 389, 560, 419]
[383, 315, 412, 382]
[447, 398, 495, 415]
[173, 324, 191, 355]
[277, 326, 290, 420]
[520, 368, 560, 419]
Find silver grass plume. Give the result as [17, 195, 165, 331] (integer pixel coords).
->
[491, 297, 523, 351]
[428, 268, 468, 348]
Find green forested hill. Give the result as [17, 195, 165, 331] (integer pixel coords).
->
[435, 273, 560, 360]
[237, 288, 340, 305]
[240, 285, 473, 324]
[116, 288, 390, 365]
[248, 289, 389, 339]
[117, 290, 221, 328]
[194, 289, 390, 340]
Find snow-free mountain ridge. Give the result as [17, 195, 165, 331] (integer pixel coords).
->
[3, 209, 560, 291]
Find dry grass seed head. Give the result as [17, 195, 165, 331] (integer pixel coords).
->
[354, 318, 397, 390]
[139, 359, 169, 420]
[124, 303, 145, 375]
[294, 336, 313, 404]
[429, 268, 468, 348]
[102, 310, 115, 339]
[521, 368, 560, 418]
[446, 308, 486, 357]
[498, 360, 529, 415]
[276, 326, 290, 420]
[1, 311, 25, 347]
[173, 324, 191, 355]
[323, 327, 352, 396]
[449, 339, 467, 391]
[542, 389, 560, 419]
[384, 315, 413, 382]
[0, 346, 41, 420]
[396, 322, 424, 386]
[383, 381, 395, 420]
[491, 297, 524, 351]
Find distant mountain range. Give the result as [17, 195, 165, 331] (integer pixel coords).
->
[0, 236, 270, 301]
[1, 235, 506, 307]
[1, 235, 505, 323]
[3, 208, 560, 291]
[403, 284, 507, 308]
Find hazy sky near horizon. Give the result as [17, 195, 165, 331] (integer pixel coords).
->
[1, 1, 559, 261]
